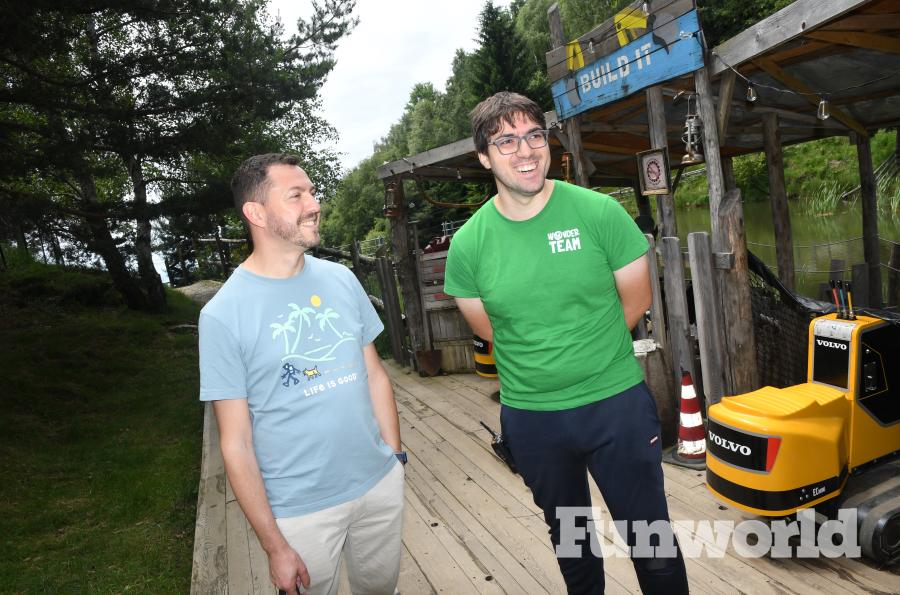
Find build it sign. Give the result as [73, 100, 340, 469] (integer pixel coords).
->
[546, 0, 705, 120]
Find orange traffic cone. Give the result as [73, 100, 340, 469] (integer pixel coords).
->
[665, 371, 706, 469]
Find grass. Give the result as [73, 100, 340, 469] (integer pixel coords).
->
[0, 259, 203, 592]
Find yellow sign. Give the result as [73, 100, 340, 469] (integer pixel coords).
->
[614, 6, 648, 47]
[566, 40, 584, 71]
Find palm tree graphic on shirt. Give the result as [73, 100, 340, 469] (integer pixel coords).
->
[270, 294, 352, 362]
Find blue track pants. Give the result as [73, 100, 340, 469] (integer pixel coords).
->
[500, 381, 689, 594]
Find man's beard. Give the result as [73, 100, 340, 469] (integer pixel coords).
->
[270, 216, 320, 250]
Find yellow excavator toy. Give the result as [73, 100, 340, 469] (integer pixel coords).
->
[706, 287, 900, 564]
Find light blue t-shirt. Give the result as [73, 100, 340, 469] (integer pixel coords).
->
[198, 256, 395, 517]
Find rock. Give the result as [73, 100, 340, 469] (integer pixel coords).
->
[174, 280, 223, 306]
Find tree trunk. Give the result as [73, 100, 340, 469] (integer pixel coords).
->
[15, 225, 29, 259]
[124, 155, 167, 312]
[50, 231, 64, 265]
[76, 171, 149, 310]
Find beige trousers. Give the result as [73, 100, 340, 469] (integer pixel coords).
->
[275, 462, 405, 595]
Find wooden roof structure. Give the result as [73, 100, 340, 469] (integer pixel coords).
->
[377, 0, 900, 187]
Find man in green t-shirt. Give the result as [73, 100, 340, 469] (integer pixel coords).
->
[444, 92, 688, 594]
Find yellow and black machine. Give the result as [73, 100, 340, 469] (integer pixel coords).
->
[706, 305, 900, 563]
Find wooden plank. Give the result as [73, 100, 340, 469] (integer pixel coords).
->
[404, 453, 548, 594]
[377, 137, 476, 180]
[226, 500, 253, 594]
[397, 542, 435, 595]
[388, 180, 423, 367]
[805, 30, 900, 54]
[545, 0, 696, 84]
[401, 488, 480, 592]
[246, 522, 273, 594]
[710, 0, 871, 77]
[376, 256, 405, 364]
[851, 263, 869, 308]
[821, 13, 900, 30]
[753, 57, 868, 137]
[762, 112, 796, 291]
[646, 85, 677, 238]
[191, 403, 228, 594]
[716, 69, 736, 140]
[687, 232, 726, 407]
[400, 421, 568, 591]
[646, 235, 668, 351]
[405, 485, 505, 594]
[660, 237, 693, 388]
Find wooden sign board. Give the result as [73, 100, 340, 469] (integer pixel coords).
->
[547, 0, 704, 120]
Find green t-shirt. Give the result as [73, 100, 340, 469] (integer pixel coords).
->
[444, 180, 649, 411]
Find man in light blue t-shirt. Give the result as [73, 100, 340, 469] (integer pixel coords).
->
[199, 154, 405, 595]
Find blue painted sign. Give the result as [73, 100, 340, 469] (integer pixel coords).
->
[551, 9, 704, 120]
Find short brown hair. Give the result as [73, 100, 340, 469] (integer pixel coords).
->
[470, 92, 545, 154]
[231, 153, 302, 223]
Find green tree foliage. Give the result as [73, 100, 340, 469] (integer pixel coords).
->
[468, 1, 536, 103]
[322, 0, 802, 250]
[699, 0, 797, 48]
[0, 0, 354, 309]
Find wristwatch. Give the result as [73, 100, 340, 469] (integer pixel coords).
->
[394, 451, 408, 465]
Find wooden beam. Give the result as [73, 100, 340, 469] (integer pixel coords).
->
[378, 137, 476, 180]
[688, 232, 727, 407]
[821, 13, 900, 30]
[710, 0, 871, 76]
[696, 66, 758, 394]
[548, 3, 589, 187]
[753, 57, 868, 136]
[646, 86, 677, 238]
[551, 128, 597, 176]
[805, 30, 900, 54]
[762, 113, 796, 291]
[854, 133, 883, 307]
[719, 189, 759, 394]
[660, 237, 694, 390]
[716, 69, 737, 140]
[387, 179, 425, 366]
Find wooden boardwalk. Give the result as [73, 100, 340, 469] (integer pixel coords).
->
[192, 361, 899, 594]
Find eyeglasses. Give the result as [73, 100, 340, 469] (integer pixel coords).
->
[488, 129, 550, 155]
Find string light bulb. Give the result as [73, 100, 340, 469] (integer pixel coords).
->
[817, 97, 830, 120]
[642, 2, 649, 14]
[745, 82, 757, 102]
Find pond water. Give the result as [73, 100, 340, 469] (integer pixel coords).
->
[670, 200, 900, 302]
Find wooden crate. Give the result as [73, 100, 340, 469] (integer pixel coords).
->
[420, 250, 475, 372]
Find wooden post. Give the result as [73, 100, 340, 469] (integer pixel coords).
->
[375, 256, 404, 364]
[888, 243, 900, 307]
[634, 186, 653, 220]
[854, 133, 882, 307]
[646, 235, 667, 351]
[411, 222, 432, 351]
[387, 178, 426, 366]
[852, 263, 869, 308]
[762, 112, 795, 291]
[716, 70, 736, 142]
[350, 240, 366, 283]
[548, 4, 589, 187]
[721, 157, 736, 191]
[660, 237, 694, 390]
[688, 232, 727, 407]
[646, 86, 677, 238]
[695, 66, 757, 394]
[719, 188, 759, 394]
